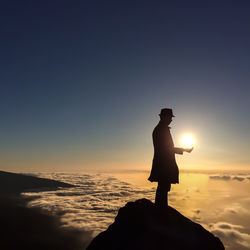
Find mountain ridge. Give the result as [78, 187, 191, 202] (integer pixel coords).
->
[87, 198, 224, 250]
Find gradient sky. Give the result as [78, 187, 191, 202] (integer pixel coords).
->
[1, 1, 249, 172]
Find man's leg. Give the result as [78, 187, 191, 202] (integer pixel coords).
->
[166, 182, 171, 207]
[155, 182, 164, 207]
[155, 181, 171, 208]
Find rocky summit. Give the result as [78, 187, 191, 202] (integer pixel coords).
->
[87, 198, 224, 250]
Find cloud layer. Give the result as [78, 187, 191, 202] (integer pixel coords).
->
[211, 222, 250, 249]
[23, 173, 156, 235]
[209, 175, 250, 181]
[22, 172, 250, 249]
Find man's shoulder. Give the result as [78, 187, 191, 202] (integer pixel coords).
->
[153, 122, 170, 134]
[153, 123, 160, 133]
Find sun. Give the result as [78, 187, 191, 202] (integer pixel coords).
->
[181, 134, 195, 149]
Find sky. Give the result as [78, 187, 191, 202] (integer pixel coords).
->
[1, 1, 249, 172]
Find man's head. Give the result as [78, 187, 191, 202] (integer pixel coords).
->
[159, 108, 175, 125]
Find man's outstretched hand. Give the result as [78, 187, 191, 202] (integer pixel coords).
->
[184, 147, 194, 153]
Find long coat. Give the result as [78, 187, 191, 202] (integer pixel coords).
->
[148, 121, 182, 184]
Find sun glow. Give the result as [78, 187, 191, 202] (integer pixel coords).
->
[181, 134, 195, 149]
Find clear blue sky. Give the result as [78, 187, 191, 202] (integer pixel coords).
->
[1, 1, 249, 172]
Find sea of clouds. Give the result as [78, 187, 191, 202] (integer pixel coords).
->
[23, 173, 156, 234]
[22, 171, 250, 250]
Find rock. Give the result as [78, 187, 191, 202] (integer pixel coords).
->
[87, 198, 224, 250]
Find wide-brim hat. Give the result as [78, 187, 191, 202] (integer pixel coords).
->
[159, 108, 175, 117]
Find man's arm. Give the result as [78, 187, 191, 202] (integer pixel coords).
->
[174, 147, 194, 154]
[174, 147, 184, 154]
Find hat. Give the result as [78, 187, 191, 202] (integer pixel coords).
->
[159, 108, 175, 117]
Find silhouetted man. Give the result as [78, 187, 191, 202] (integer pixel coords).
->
[148, 108, 193, 209]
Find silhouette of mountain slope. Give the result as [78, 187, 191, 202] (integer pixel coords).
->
[0, 170, 91, 250]
[0, 170, 74, 194]
[0, 194, 91, 250]
[87, 199, 224, 250]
